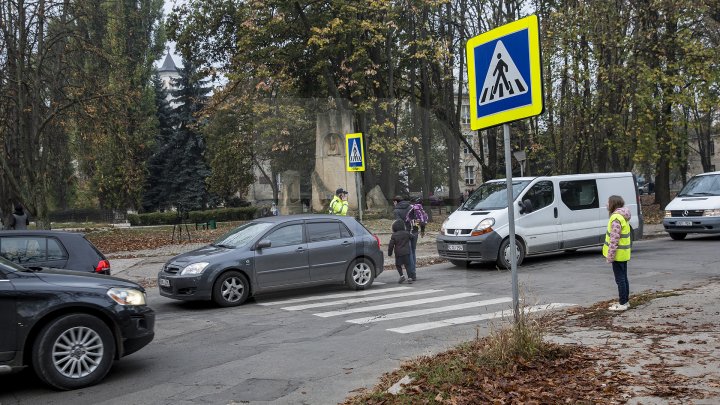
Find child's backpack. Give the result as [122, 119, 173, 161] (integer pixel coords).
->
[405, 202, 428, 226]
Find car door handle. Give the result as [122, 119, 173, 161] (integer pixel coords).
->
[341, 241, 351, 247]
[296, 247, 306, 253]
[554, 207, 558, 218]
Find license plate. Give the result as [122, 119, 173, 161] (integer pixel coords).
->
[447, 244, 464, 251]
[677, 220, 693, 226]
[159, 278, 170, 287]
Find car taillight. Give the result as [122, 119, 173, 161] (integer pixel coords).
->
[373, 234, 381, 249]
[95, 259, 111, 274]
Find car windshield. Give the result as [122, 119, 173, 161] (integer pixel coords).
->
[212, 222, 274, 248]
[461, 180, 531, 210]
[677, 174, 720, 197]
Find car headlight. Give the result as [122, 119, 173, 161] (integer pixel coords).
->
[180, 262, 209, 275]
[107, 288, 146, 306]
[703, 209, 720, 217]
[471, 218, 495, 236]
[665, 210, 672, 218]
[440, 218, 449, 234]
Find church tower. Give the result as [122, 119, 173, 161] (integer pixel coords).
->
[157, 52, 181, 104]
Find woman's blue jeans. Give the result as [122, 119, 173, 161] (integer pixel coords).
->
[612, 261, 629, 305]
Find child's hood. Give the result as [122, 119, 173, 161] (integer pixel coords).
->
[392, 219, 405, 232]
[614, 206, 631, 221]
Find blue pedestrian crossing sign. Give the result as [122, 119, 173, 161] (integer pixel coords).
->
[466, 15, 543, 130]
[345, 133, 365, 172]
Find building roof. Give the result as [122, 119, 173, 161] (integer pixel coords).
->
[158, 53, 178, 73]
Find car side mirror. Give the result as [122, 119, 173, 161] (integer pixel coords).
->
[519, 199, 533, 214]
[256, 240, 271, 250]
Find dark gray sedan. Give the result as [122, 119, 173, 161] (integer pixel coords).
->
[158, 215, 384, 307]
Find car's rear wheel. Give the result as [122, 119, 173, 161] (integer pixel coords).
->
[669, 232, 687, 240]
[212, 271, 250, 307]
[346, 258, 374, 290]
[449, 259, 470, 267]
[32, 314, 115, 390]
[496, 237, 525, 269]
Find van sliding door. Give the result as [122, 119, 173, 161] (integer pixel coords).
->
[558, 180, 602, 249]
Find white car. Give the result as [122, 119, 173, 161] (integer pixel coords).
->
[663, 171, 720, 240]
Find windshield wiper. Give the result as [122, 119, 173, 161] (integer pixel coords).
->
[688, 192, 717, 196]
[213, 243, 235, 249]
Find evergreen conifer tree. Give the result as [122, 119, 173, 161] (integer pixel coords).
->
[165, 60, 213, 212]
[142, 72, 176, 212]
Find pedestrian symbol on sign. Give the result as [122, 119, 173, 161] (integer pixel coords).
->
[349, 139, 362, 164]
[479, 40, 528, 106]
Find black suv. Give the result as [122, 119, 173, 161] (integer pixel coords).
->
[0, 231, 111, 274]
[0, 257, 155, 390]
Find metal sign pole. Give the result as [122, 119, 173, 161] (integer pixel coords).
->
[503, 124, 520, 322]
[355, 172, 363, 222]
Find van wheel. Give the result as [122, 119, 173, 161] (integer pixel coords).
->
[449, 260, 470, 267]
[669, 232, 687, 240]
[497, 238, 525, 269]
[346, 258, 375, 290]
[32, 314, 115, 390]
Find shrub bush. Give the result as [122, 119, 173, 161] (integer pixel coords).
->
[128, 207, 257, 226]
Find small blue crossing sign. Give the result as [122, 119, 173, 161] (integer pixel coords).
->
[466, 15, 543, 130]
[345, 133, 365, 172]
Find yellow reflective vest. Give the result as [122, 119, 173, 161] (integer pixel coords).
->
[602, 213, 631, 261]
[329, 195, 348, 216]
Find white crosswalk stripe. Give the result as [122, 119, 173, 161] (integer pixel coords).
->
[256, 286, 410, 306]
[313, 292, 481, 318]
[280, 289, 443, 311]
[262, 285, 573, 335]
[386, 303, 574, 334]
[345, 297, 513, 324]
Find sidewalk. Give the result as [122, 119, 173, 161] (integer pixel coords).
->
[548, 280, 720, 403]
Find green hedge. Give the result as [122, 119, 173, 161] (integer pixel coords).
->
[128, 207, 257, 226]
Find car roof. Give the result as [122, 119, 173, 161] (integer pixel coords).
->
[0, 230, 85, 237]
[253, 214, 357, 224]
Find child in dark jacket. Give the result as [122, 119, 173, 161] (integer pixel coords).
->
[388, 219, 416, 283]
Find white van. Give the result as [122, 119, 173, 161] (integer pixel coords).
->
[663, 171, 720, 240]
[436, 172, 643, 268]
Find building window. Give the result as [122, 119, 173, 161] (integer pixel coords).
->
[461, 105, 470, 125]
[464, 166, 475, 185]
[464, 135, 473, 154]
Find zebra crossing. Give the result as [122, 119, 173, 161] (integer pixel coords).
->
[257, 286, 573, 334]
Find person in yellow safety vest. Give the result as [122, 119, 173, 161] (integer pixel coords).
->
[602, 195, 632, 311]
[329, 188, 349, 216]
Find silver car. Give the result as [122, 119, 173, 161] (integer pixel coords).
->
[158, 215, 384, 307]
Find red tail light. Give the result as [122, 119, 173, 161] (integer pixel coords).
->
[373, 234, 381, 249]
[95, 259, 111, 274]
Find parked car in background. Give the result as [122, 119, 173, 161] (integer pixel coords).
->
[0, 231, 111, 274]
[0, 257, 155, 390]
[159, 214, 384, 307]
[663, 171, 720, 240]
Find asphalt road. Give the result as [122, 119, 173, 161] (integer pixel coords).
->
[2, 234, 719, 405]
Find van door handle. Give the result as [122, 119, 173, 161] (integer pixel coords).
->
[554, 207, 558, 218]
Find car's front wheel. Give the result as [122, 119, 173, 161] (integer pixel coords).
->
[346, 258, 375, 290]
[496, 237, 526, 269]
[32, 314, 115, 390]
[669, 232, 687, 240]
[212, 271, 250, 307]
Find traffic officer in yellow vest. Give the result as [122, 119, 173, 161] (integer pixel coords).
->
[329, 188, 349, 216]
[602, 195, 632, 311]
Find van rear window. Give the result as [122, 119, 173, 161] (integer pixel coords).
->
[560, 180, 599, 210]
